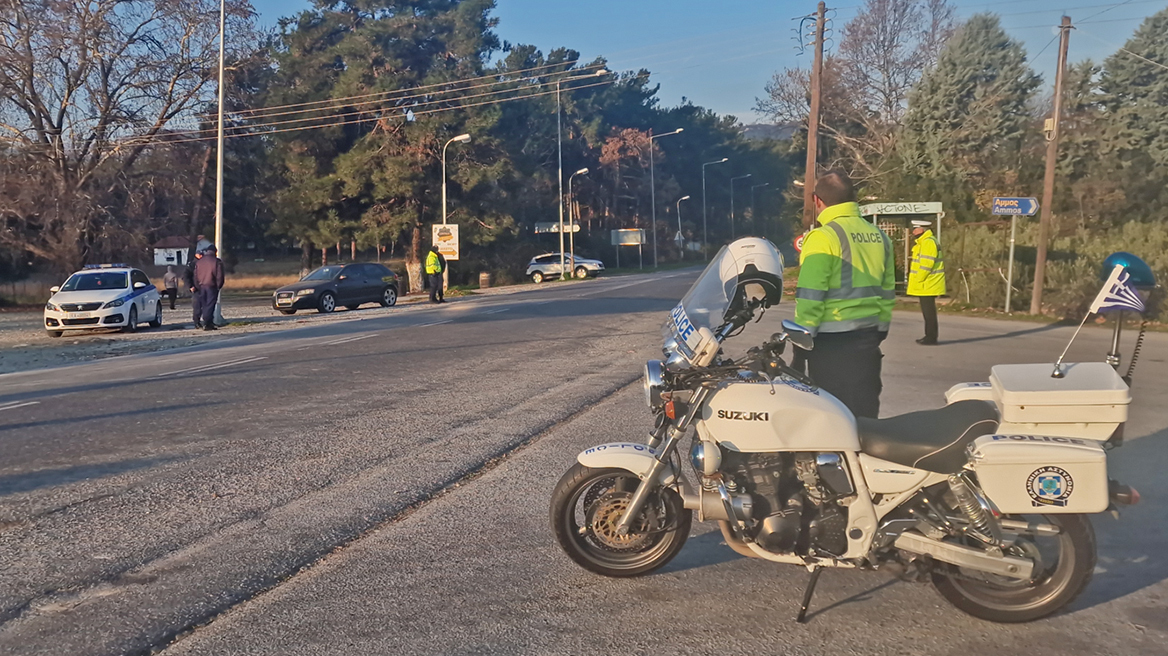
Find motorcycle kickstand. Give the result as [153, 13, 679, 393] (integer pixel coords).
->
[795, 566, 823, 624]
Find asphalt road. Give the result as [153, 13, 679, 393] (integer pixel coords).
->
[2, 270, 1166, 655]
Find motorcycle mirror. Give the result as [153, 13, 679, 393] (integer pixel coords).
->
[781, 319, 814, 351]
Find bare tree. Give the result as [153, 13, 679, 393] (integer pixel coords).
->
[756, 0, 954, 182]
[0, 0, 255, 271]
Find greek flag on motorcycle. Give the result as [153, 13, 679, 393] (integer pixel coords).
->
[1089, 265, 1145, 314]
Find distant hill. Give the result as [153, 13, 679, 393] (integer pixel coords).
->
[741, 123, 798, 142]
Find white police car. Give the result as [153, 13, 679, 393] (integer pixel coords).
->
[43, 264, 163, 338]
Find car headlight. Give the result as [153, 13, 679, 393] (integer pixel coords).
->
[643, 360, 666, 408]
[45, 301, 58, 311]
[296, 288, 315, 296]
[103, 298, 125, 309]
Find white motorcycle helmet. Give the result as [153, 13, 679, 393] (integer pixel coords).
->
[717, 237, 785, 320]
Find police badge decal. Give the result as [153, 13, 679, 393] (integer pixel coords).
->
[1027, 466, 1074, 507]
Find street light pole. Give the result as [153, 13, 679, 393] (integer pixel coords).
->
[730, 174, 752, 240]
[676, 195, 691, 259]
[557, 69, 609, 280]
[750, 182, 770, 237]
[568, 167, 589, 276]
[441, 133, 471, 291]
[649, 127, 683, 268]
[701, 157, 728, 259]
[442, 134, 471, 226]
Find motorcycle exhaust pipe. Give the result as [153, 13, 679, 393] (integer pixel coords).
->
[1109, 479, 1140, 506]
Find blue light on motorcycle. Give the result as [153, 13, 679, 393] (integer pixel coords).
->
[1101, 252, 1156, 289]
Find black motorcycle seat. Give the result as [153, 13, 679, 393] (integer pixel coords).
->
[855, 400, 1000, 474]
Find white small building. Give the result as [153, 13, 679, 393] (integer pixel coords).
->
[152, 236, 192, 266]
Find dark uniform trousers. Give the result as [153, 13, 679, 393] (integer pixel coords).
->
[919, 296, 939, 343]
[804, 327, 885, 419]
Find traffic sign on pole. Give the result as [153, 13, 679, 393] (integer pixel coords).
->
[794, 234, 805, 253]
[992, 197, 1039, 216]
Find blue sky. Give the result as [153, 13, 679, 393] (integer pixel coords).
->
[249, 0, 1163, 122]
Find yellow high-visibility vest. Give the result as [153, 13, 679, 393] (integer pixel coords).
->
[425, 250, 442, 275]
[907, 230, 946, 296]
[795, 202, 896, 335]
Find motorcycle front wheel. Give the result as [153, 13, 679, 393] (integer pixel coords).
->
[931, 513, 1096, 623]
[549, 464, 691, 578]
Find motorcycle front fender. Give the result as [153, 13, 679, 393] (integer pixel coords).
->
[576, 442, 679, 486]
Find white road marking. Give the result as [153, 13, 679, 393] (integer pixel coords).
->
[573, 274, 684, 297]
[0, 400, 39, 412]
[154, 356, 267, 378]
[321, 333, 378, 346]
[417, 320, 452, 327]
[483, 308, 510, 315]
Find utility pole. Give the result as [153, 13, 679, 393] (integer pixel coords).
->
[1030, 15, 1073, 315]
[802, 1, 826, 230]
[212, 0, 226, 327]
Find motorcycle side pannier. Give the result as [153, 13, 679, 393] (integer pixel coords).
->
[969, 434, 1109, 514]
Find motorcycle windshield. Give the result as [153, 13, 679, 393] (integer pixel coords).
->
[663, 245, 738, 360]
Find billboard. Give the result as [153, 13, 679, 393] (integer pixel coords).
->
[611, 229, 645, 246]
[431, 224, 459, 261]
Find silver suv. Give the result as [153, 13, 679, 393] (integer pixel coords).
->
[526, 253, 605, 283]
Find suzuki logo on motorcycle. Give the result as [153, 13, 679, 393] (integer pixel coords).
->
[716, 410, 770, 421]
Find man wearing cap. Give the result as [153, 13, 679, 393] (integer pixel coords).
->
[908, 220, 946, 345]
[194, 245, 226, 330]
[795, 169, 896, 418]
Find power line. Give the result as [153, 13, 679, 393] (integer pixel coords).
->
[1079, 0, 1140, 22]
[1078, 26, 1168, 70]
[218, 60, 605, 119]
[164, 68, 609, 140]
[1032, 33, 1062, 60]
[117, 79, 615, 148]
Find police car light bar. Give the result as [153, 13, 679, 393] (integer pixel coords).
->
[83, 263, 129, 269]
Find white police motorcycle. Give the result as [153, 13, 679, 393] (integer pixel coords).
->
[550, 237, 1143, 622]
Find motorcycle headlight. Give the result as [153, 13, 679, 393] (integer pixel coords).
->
[643, 360, 666, 408]
[102, 298, 125, 309]
[296, 288, 315, 296]
[45, 301, 58, 311]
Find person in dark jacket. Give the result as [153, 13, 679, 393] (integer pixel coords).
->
[194, 245, 226, 330]
[184, 253, 202, 329]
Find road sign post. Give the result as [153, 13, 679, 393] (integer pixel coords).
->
[992, 198, 1039, 313]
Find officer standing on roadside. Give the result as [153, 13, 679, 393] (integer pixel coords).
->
[425, 245, 446, 304]
[908, 219, 946, 345]
[794, 169, 896, 419]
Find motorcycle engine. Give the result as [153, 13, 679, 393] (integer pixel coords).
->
[723, 450, 851, 557]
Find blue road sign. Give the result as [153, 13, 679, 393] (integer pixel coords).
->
[992, 197, 1039, 216]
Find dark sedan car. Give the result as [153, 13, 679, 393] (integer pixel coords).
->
[272, 263, 399, 314]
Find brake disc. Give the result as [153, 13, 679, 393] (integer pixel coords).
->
[584, 491, 659, 552]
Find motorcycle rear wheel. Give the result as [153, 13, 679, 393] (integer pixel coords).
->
[931, 513, 1096, 623]
[550, 463, 691, 578]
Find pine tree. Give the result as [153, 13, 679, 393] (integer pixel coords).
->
[898, 13, 1040, 183]
[1096, 7, 1168, 222]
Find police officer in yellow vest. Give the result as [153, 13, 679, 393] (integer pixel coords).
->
[425, 245, 446, 304]
[795, 170, 896, 418]
[908, 219, 945, 345]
